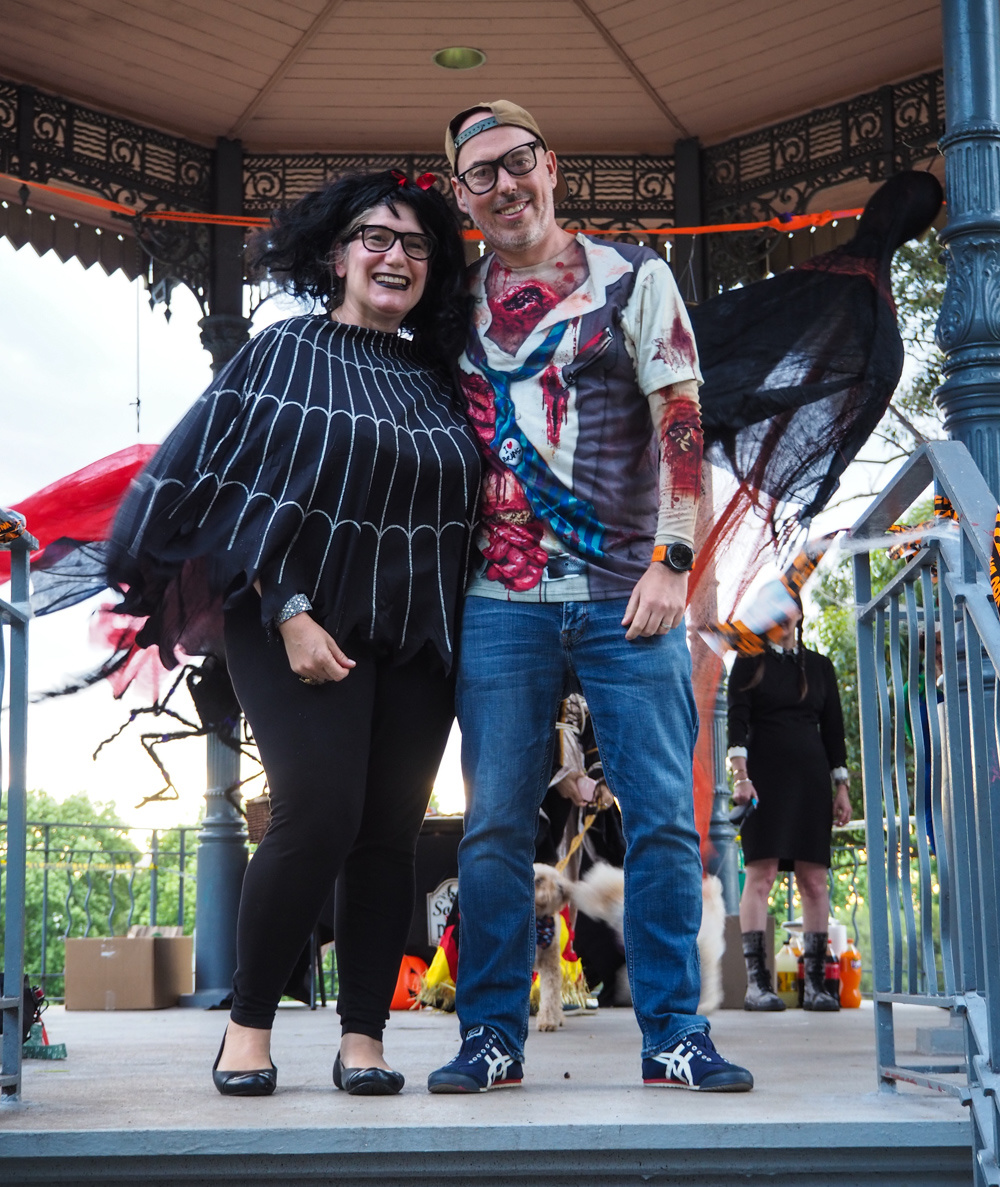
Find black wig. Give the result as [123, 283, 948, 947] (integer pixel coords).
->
[252, 171, 471, 366]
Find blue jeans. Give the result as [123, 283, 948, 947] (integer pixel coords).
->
[455, 596, 707, 1062]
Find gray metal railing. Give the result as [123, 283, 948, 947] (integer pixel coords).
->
[1, 528, 35, 1102]
[852, 440, 1000, 1185]
[0, 821, 199, 1001]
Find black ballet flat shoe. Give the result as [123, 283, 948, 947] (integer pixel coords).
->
[212, 1031, 277, 1097]
[333, 1051, 404, 1096]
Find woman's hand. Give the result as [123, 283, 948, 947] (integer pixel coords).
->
[732, 777, 756, 805]
[556, 772, 599, 806]
[833, 783, 852, 827]
[278, 613, 355, 683]
[555, 773, 615, 808]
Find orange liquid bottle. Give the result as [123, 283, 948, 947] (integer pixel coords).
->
[839, 937, 862, 1008]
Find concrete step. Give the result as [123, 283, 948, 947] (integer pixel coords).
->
[0, 1003, 972, 1186]
[0, 1121, 972, 1185]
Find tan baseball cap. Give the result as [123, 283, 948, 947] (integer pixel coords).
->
[445, 100, 568, 202]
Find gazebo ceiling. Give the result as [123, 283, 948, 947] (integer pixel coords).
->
[0, 0, 941, 155]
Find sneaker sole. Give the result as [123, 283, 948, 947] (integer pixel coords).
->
[428, 1075, 523, 1094]
[643, 1076, 754, 1092]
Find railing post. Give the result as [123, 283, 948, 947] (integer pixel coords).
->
[177, 829, 187, 929]
[40, 824, 49, 994]
[936, 0, 1000, 498]
[149, 830, 159, 929]
[1, 531, 36, 1102]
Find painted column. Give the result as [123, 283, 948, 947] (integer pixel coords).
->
[936, 0, 1000, 497]
[180, 137, 251, 1007]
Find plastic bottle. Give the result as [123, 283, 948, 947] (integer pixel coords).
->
[824, 938, 841, 1001]
[839, 937, 863, 1008]
[775, 938, 799, 1008]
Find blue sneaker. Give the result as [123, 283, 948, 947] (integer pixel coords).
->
[642, 1031, 753, 1092]
[427, 1025, 523, 1093]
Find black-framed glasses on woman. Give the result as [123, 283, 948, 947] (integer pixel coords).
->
[456, 140, 543, 195]
[350, 225, 436, 260]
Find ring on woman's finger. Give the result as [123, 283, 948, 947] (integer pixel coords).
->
[298, 675, 322, 686]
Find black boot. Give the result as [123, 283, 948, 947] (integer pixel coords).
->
[802, 932, 840, 1011]
[742, 930, 786, 1011]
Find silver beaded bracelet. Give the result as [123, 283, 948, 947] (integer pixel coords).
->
[275, 593, 312, 626]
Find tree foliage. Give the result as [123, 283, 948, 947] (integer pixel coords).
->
[878, 228, 947, 453]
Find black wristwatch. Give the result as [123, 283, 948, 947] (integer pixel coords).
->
[652, 541, 695, 573]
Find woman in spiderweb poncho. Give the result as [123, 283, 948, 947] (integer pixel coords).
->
[106, 171, 481, 1098]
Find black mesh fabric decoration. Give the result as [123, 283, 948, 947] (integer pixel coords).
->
[686, 170, 943, 858]
[692, 170, 943, 528]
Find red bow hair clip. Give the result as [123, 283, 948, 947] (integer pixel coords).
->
[390, 170, 437, 191]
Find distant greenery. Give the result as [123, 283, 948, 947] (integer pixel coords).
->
[0, 789, 196, 999]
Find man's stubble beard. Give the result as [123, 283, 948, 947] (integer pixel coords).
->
[470, 188, 555, 256]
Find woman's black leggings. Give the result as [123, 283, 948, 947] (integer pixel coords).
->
[224, 595, 455, 1039]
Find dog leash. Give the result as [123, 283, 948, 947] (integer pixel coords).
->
[555, 801, 608, 874]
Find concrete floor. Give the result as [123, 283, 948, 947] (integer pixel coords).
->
[3, 1000, 969, 1132]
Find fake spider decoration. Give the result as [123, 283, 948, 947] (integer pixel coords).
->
[92, 655, 264, 810]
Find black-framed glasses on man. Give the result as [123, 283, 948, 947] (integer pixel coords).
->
[456, 141, 544, 195]
[349, 225, 436, 260]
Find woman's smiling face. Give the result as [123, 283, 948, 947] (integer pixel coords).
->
[333, 202, 429, 332]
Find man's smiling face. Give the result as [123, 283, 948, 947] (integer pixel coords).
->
[451, 120, 560, 261]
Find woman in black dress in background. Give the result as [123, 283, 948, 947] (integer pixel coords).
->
[108, 172, 480, 1095]
[727, 601, 851, 1011]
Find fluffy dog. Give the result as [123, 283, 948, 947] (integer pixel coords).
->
[569, 862, 726, 1014]
[532, 863, 573, 1031]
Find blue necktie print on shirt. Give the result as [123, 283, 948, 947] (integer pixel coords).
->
[467, 321, 606, 560]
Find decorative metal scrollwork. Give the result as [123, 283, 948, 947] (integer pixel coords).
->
[704, 70, 944, 291]
[0, 68, 945, 308]
[242, 151, 675, 228]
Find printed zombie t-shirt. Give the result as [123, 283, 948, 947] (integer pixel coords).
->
[458, 233, 703, 601]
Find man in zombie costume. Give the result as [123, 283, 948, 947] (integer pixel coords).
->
[428, 100, 752, 1095]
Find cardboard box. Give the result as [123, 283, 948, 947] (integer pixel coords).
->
[720, 914, 775, 1009]
[64, 936, 193, 1010]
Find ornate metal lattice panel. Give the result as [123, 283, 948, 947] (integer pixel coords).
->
[704, 70, 944, 291]
[243, 151, 675, 228]
[0, 81, 213, 306]
[0, 84, 211, 209]
[0, 69, 944, 306]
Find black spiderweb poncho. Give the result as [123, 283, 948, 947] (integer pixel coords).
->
[106, 315, 481, 673]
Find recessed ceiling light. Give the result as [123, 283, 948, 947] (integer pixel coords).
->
[433, 46, 486, 70]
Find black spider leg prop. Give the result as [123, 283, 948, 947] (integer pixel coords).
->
[92, 664, 202, 761]
[135, 728, 191, 808]
[135, 726, 264, 812]
[89, 662, 236, 808]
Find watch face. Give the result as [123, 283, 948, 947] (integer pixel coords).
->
[666, 543, 695, 572]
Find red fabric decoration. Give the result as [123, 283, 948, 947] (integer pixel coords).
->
[0, 444, 157, 584]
